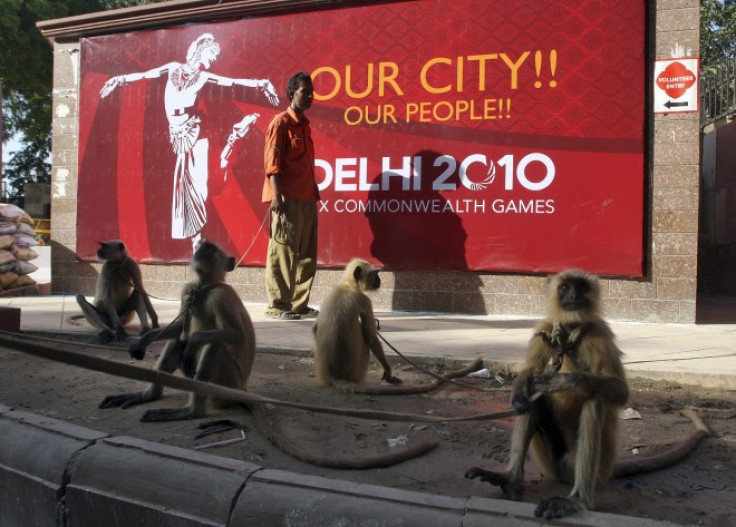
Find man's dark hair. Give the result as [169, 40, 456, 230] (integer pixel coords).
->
[287, 70, 312, 100]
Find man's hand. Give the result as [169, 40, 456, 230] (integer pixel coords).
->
[270, 195, 286, 214]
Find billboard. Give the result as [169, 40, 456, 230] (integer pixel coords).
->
[78, 0, 646, 274]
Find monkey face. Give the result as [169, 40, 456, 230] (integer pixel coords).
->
[365, 270, 381, 291]
[557, 277, 591, 312]
[193, 240, 236, 279]
[547, 269, 600, 323]
[96, 240, 125, 262]
[346, 259, 381, 291]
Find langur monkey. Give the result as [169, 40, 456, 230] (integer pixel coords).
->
[465, 269, 710, 519]
[99, 240, 256, 421]
[313, 259, 402, 389]
[99, 246, 436, 468]
[76, 240, 159, 343]
[467, 269, 629, 518]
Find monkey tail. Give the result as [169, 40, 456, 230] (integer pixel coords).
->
[251, 402, 438, 469]
[350, 357, 485, 396]
[613, 408, 711, 478]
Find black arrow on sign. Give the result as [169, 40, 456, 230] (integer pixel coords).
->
[665, 100, 689, 108]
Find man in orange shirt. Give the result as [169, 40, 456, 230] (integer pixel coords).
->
[262, 71, 320, 320]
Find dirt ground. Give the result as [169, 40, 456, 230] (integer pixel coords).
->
[1, 331, 735, 526]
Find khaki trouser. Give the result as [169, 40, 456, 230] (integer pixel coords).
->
[265, 197, 318, 313]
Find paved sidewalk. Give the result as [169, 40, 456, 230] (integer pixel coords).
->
[2, 294, 735, 388]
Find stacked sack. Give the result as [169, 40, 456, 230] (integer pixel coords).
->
[0, 203, 40, 291]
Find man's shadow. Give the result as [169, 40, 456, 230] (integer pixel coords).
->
[365, 150, 486, 313]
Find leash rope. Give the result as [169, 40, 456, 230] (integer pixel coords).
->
[236, 210, 270, 267]
[0, 331, 521, 423]
[376, 330, 508, 393]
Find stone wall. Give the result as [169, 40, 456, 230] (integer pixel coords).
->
[45, 0, 701, 323]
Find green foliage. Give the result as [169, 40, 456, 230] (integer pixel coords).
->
[2, 136, 50, 204]
[0, 0, 160, 207]
[701, 0, 736, 71]
[0, 0, 63, 144]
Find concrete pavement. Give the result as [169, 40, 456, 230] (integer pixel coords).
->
[2, 294, 736, 388]
[1, 293, 734, 526]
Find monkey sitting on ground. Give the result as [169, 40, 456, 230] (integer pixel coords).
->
[99, 240, 255, 422]
[313, 259, 402, 389]
[465, 269, 711, 519]
[466, 269, 630, 519]
[76, 240, 159, 343]
[99, 246, 437, 468]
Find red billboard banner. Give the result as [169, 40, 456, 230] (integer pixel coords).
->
[78, 0, 646, 274]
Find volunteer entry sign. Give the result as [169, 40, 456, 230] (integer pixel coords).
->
[78, 0, 646, 274]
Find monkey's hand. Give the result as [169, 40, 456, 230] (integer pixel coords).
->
[465, 467, 520, 499]
[381, 371, 402, 384]
[151, 316, 160, 329]
[99, 393, 147, 410]
[531, 371, 566, 394]
[182, 334, 204, 377]
[511, 374, 535, 414]
[128, 327, 161, 360]
[128, 340, 148, 361]
[535, 371, 628, 404]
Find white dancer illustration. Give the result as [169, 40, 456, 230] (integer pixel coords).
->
[100, 33, 279, 250]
